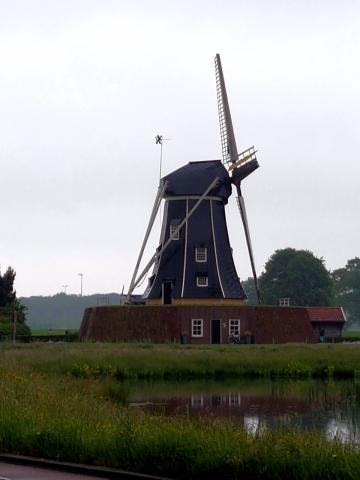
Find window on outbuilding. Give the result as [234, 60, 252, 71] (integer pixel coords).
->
[192, 319, 203, 337]
[229, 319, 240, 337]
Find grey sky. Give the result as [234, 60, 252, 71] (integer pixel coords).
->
[0, 0, 359, 296]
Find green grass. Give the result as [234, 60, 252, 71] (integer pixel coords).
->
[1, 342, 360, 479]
[343, 330, 360, 339]
[31, 328, 79, 336]
[12, 341, 360, 380]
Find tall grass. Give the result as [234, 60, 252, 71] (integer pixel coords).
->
[0, 369, 359, 479]
[4, 342, 358, 380]
[1, 343, 360, 478]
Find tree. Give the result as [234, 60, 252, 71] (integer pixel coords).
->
[0, 266, 16, 307]
[332, 257, 360, 328]
[259, 248, 334, 306]
[242, 277, 259, 305]
[0, 266, 27, 323]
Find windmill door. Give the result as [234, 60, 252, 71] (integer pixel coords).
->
[211, 320, 221, 344]
[162, 281, 173, 305]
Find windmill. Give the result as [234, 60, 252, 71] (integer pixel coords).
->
[126, 54, 259, 305]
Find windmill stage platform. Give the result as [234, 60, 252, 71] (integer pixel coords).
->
[79, 304, 346, 344]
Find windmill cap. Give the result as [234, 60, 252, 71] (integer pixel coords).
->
[163, 160, 232, 201]
[231, 158, 259, 185]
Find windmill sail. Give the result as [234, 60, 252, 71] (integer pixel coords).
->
[215, 54, 238, 166]
[215, 53, 260, 304]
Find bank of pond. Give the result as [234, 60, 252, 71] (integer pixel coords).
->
[1, 343, 360, 479]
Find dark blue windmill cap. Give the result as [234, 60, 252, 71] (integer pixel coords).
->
[162, 160, 232, 201]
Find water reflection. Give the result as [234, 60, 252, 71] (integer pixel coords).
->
[326, 419, 350, 443]
[120, 378, 360, 444]
[244, 415, 259, 436]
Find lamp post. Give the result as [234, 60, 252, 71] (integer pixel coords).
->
[13, 307, 17, 345]
[78, 273, 83, 297]
[62, 284, 68, 294]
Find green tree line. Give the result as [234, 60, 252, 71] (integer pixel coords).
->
[0, 266, 30, 336]
[242, 249, 360, 328]
[6, 250, 360, 331]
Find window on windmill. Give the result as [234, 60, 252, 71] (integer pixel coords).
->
[191, 319, 203, 337]
[170, 221, 180, 240]
[229, 319, 240, 337]
[195, 247, 207, 263]
[279, 298, 290, 306]
[196, 275, 208, 287]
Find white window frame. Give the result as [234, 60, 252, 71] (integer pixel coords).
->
[229, 319, 240, 337]
[196, 275, 208, 287]
[170, 224, 180, 240]
[279, 298, 290, 306]
[191, 319, 203, 337]
[195, 247, 207, 263]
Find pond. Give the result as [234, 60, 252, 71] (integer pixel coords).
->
[114, 378, 360, 444]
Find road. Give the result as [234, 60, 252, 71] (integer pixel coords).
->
[0, 462, 107, 480]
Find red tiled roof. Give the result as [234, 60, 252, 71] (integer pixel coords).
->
[306, 307, 346, 323]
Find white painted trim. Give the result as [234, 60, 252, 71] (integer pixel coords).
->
[181, 199, 189, 298]
[132, 176, 220, 291]
[191, 318, 204, 337]
[195, 247, 207, 263]
[210, 200, 225, 298]
[165, 195, 222, 201]
[229, 318, 241, 337]
[147, 200, 169, 297]
[126, 182, 166, 302]
[196, 276, 208, 287]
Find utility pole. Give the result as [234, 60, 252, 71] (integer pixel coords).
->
[13, 308, 17, 344]
[62, 284, 68, 294]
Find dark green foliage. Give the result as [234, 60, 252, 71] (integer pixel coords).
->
[0, 322, 31, 336]
[259, 248, 334, 306]
[242, 277, 258, 304]
[0, 267, 16, 307]
[0, 266, 27, 326]
[332, 257, 360, 328]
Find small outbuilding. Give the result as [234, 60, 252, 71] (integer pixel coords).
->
[307, 307, 347, 341]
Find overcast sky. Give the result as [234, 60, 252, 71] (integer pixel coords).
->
[0, 0, 359, 297]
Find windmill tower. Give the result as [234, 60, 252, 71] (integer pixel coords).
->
[126, 54, 259, 305]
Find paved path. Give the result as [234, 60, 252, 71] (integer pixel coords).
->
[0, 462, 107, 480]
